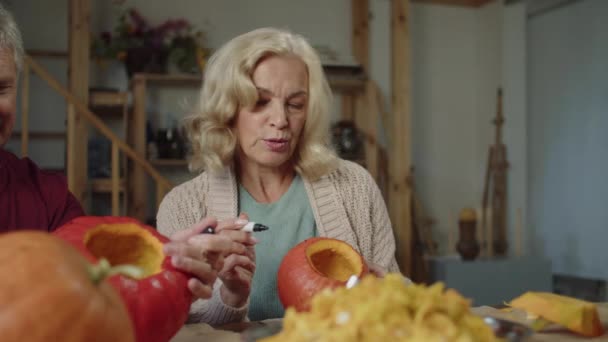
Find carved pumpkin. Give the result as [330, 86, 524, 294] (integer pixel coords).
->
[0, 231, 135, 342]
[277, 237, 369, 312]
[54, 216, 192, 342]
[509, 292, 605, 337]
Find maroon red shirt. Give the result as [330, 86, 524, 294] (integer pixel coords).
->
[0, 149, 84, 232]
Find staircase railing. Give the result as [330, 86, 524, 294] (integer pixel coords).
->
[21, 55, 173, 216]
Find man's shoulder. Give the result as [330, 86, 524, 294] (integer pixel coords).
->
[0, 149, 82, 231]
[0, 149, 32, 175]
[1, 149, 61, 183]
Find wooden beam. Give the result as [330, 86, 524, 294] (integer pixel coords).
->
[26, 49, 69, 58]
[12, 131, 65, 139]
[67, 0, 90, 208]
[352, 0, 369, 71]
[129, 76, 148, 221]
[411, 0, 494, 7]
[389, 0, 413, 276]
[350, 0, 377, 184]
[341, 95, 355, 121]
[156, 184, 167, 215]
[91, 178, 126, 193]
[111, 143, 120, 216]
[350, 0, 369, 123]
[360, 82, 378, 182]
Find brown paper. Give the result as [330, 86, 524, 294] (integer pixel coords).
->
[473, 304, 608, 341]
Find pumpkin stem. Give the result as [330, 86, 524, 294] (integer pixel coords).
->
[88, 258, 144, 285]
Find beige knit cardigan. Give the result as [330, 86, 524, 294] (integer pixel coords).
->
[156, 159, 400, 325]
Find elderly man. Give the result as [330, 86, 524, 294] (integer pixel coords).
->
[0, 4, 83, 232]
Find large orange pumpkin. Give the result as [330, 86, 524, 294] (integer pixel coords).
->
[0, 231, 135, 342]
[277, 237, 369, 312]
[54, 216, 192, 342]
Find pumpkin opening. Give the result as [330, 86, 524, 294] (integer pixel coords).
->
[84, 223, 164, 279]
[305, 239, 363, 282]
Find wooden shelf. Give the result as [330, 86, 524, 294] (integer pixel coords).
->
[89, 90, 129, 106]
[90, 105, 132, 117]
[411, 0, 492, 7]
[132, 73, 201, 87]
[91, 178, 126, 193]
[132, 65, 367, 94]
[12, 131, 65, 139]
[149, 159, 188, 167]
[89, 90, 130, 117]
[26, 49, 68, 58]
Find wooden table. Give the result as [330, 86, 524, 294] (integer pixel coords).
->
[171, 304, 608, 342]
[172, 319, 280, 342]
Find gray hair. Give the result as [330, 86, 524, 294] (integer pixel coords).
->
[0, 4, 23, 73]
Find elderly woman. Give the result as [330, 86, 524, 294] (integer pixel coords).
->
[157, 27, 399, 324]
[0, 4, 84, 231]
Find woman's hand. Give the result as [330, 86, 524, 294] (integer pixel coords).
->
[215, 213, 258, 308]
[163, 217, 250, 300]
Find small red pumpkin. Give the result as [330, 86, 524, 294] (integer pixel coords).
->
[54, 216, 191, 342]
[277, 237, 369, 312]
[0, 231, 135, 342]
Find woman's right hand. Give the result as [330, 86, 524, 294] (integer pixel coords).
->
[163, 217, 251, 301]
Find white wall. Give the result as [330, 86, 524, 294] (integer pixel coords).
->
[502, 1, 527, 256]
[410, 1, 527, 255]
[411, 3, 480, 252]
[527, 0, 608, 279]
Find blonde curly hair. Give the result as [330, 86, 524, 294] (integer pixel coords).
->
[185, 27, 338, 180]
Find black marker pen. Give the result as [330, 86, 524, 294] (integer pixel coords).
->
[202, 222, 269, 234]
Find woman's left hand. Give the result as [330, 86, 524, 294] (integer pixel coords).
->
[218, 250, 256, 307]
[215, 213, 257, 308]
[164, 217, 250, 301]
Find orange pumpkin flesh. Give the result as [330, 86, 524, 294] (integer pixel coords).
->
[306, 239, 364, 281]
[0, 231, 135, 342]
[84, 223, 165, 279]
[54, 216, 191, 342]
[278, 237, 369, 312]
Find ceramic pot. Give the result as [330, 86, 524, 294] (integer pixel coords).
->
[456, 220, 480, 261]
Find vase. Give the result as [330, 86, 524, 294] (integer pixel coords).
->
[156, 128, 185, 160]
[331, 120, 363, 160]
[125, 46, 168, 79]
[456, 220, 480, 261]
[167, 37, 200, 74]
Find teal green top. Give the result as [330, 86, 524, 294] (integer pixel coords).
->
[239, 174, 317, 321]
